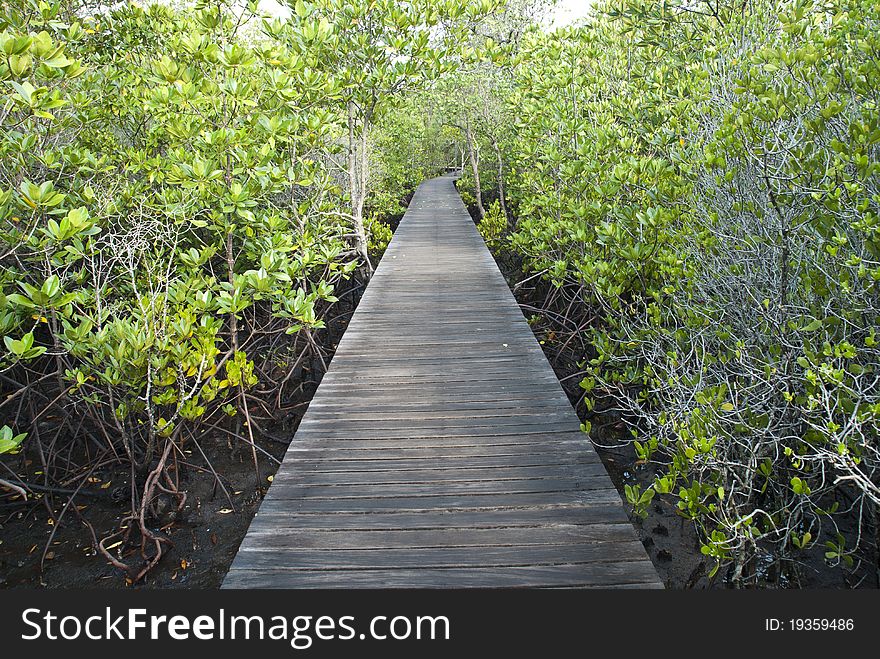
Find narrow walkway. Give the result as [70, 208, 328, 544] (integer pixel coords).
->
[223, 175, 662, 588]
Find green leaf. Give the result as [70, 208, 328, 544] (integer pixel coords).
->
[9, 80, 35, 104]
[0, 425, 27, 454]
[5, 294, 35, 308]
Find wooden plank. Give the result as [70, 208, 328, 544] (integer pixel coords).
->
[285, 453, 598, 472]
[285, 444, 602, 462]
[286, 439, 595, 454]
[286, 438, 593, 453]
[222, 563, 663, 589]
[254, 489, 625, 513]
[265, 476, 613, 499]
[291, 427, 584, 442]
[296, 412, 579, 431]
[315, 374, 564, 387]
[247, 506, 631, 530]
[223, 174, 661, 589]
[305, 398, 574, 413]
[309, 382, 570, 396]
[238, 525, 640, 550]
[304, 405, 576, 421]
[271, 462, 608, 483]
[232, 542, 651, 569]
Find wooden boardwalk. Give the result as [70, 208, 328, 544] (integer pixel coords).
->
[222, 175, 662, 588]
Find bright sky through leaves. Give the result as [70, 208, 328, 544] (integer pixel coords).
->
[257, 0, 593, 25]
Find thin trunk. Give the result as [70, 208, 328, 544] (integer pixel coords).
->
[492, 139, 511, 229]
[226, 230, 259, 482]
[225, 232, 238, 351]
[289, 144, 303, 236]
[347, 101, 373, 276]
[465, 115, 485, 220]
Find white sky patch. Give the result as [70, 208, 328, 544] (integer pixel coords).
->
[256, 1, 593, 27]
[552, 0, 594, 25]
[258, 0, 290, 18]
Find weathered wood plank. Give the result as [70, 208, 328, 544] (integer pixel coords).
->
[275, 463, 607, 482]
[304, 405, 575, 421]
[223, 175, 661, 589]
[253, 487, 623, 513]
[238, 525, 640, 550]
[265, 476, 613, 499]
[285, 439, 593, 454]
[246, 507, 631, 530]
[296, 413, 580, 432]
[232, 542, 651, 569]
[222, 563, 663, 589]
[291, 427, 585, 442]
[283, 453, 598, 472]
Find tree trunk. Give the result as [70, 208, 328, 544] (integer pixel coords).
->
[492, 138, 511, 229]
[347, 101, 373, 275]
[465, 115, 485, 220]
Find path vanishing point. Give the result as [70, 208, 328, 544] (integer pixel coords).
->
[222, 174, 662, 588]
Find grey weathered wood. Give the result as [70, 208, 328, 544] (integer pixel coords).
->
[254, 490, 627, 514]
[246, 507, 632, 530]
[223, 175, 661, 589]
[223, 563, 663, 589]
[237, 524, 641, 550]
[232, 542, 652, 569]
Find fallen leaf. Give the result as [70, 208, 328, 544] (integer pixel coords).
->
[180, 559, 188, 570]
[210, 533, 217, 545]
[105, 540, 123, 551]
[218, 508, 233, 514]
[267, 475, 274, 482]
[45, 551, 55, 560]
[100, 481, 112, 489]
